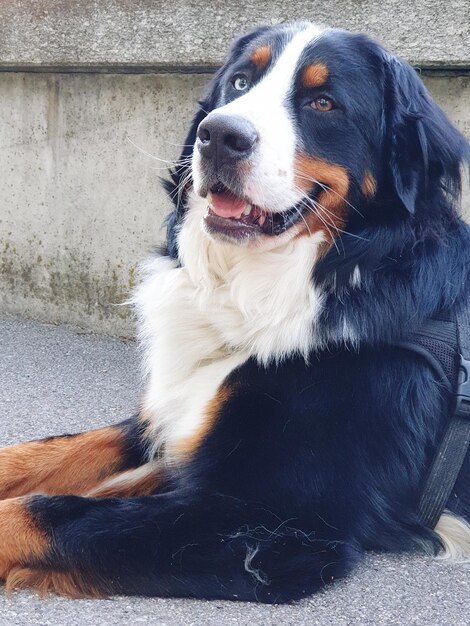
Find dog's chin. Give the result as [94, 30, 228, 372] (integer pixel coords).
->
[199, 183, 312, 248]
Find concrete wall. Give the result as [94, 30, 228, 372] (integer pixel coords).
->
[1, 72, 208, 336]
[1, 0, 469, 69]
[1, 2, 470, 337]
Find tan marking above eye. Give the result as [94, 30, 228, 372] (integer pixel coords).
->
[250, 45, 272, 70]
[302, 62, 329, 88]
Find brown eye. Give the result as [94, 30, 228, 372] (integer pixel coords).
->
[311, 97, 334, 112]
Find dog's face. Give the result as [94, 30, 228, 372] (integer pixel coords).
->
[192, 23, 379, 249]
[168, 22, 468, 257]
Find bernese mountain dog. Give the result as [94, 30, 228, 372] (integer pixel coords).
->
[0, 22, 469, 603]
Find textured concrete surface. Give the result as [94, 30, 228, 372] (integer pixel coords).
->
[0, 0, 469, 70]
[1, 71, 469, 336]
[425, 75, 470, 140]
[0, 313, 469, 625]
[0, 71, 209, 336]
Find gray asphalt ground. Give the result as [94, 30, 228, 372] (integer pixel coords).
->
[0, 314, 469, 626]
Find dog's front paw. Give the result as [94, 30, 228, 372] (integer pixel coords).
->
[0, 497, 49, 582]
[4, 566, 104, 598]
[0, 497, 105, 597]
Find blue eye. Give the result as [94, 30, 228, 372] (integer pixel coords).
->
[232, 75, 249, 91]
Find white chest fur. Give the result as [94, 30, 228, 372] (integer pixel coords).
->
[133, 196, 325, 462]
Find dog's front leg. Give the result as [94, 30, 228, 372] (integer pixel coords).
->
[0, 415, 160, 499]
[0, 491, 359, 602]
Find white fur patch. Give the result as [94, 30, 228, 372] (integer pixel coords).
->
[86, 462, 159, 497]
[435, 510, 470, 563]
[133, 25, 329, 461]
[133, 191, 326, 461]
[350, 265, 361, 288]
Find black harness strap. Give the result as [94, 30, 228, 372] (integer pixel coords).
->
[415, 307, 470, 529]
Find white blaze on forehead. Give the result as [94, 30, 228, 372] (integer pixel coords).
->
[193, 24, 324, 213]
[240, 24, 324, 106]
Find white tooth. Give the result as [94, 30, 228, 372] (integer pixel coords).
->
[258, 212, 266, 226]
[243, 203, 252, 216]
[207, 191, 212, 203]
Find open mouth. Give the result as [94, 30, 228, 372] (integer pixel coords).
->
[203, 183, 307, 241]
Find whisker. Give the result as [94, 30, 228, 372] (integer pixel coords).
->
[126, 137, 193, 166]
[298, 198, 340, 254]
[149, 164, 190, 172]
[310, 202, 346, 255]
[170, 169, 193, 207]
[293, 169, 364, 218]
[310, 208, 341, 254]
[159, 140, 196, 149]
[307, 199, 369, 243]
[294, 205, 312, 237]
[293, 185, 370, 243]
[312, 204, 369, 242]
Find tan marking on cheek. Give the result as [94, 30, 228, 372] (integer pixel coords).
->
[0, 497, 49, 580]
[294, 152, 350, 243]
[302, 63, 329, 88]
[294, 153, 349, 198]
[362, 170, 376, 198]
[0, 427, 127, 499]
[169, 385, 233, 461]
[250, 45, 272, 70]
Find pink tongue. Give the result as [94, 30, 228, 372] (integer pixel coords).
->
[209, 191, 246, 218]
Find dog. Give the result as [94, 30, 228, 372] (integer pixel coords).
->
[0, 21, 469, 603]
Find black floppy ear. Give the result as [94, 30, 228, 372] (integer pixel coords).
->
[384, 55, 470, 215]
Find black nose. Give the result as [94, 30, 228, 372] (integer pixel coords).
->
[196, 114, 258, 165]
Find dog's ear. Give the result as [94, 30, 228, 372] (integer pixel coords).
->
[383, 55, 470, 215]
[163, 27, 272, 220]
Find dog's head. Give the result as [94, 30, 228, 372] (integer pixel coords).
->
[166, 22, 469, 255]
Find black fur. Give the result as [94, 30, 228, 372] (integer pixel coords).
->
[20, 25, 470, 602]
